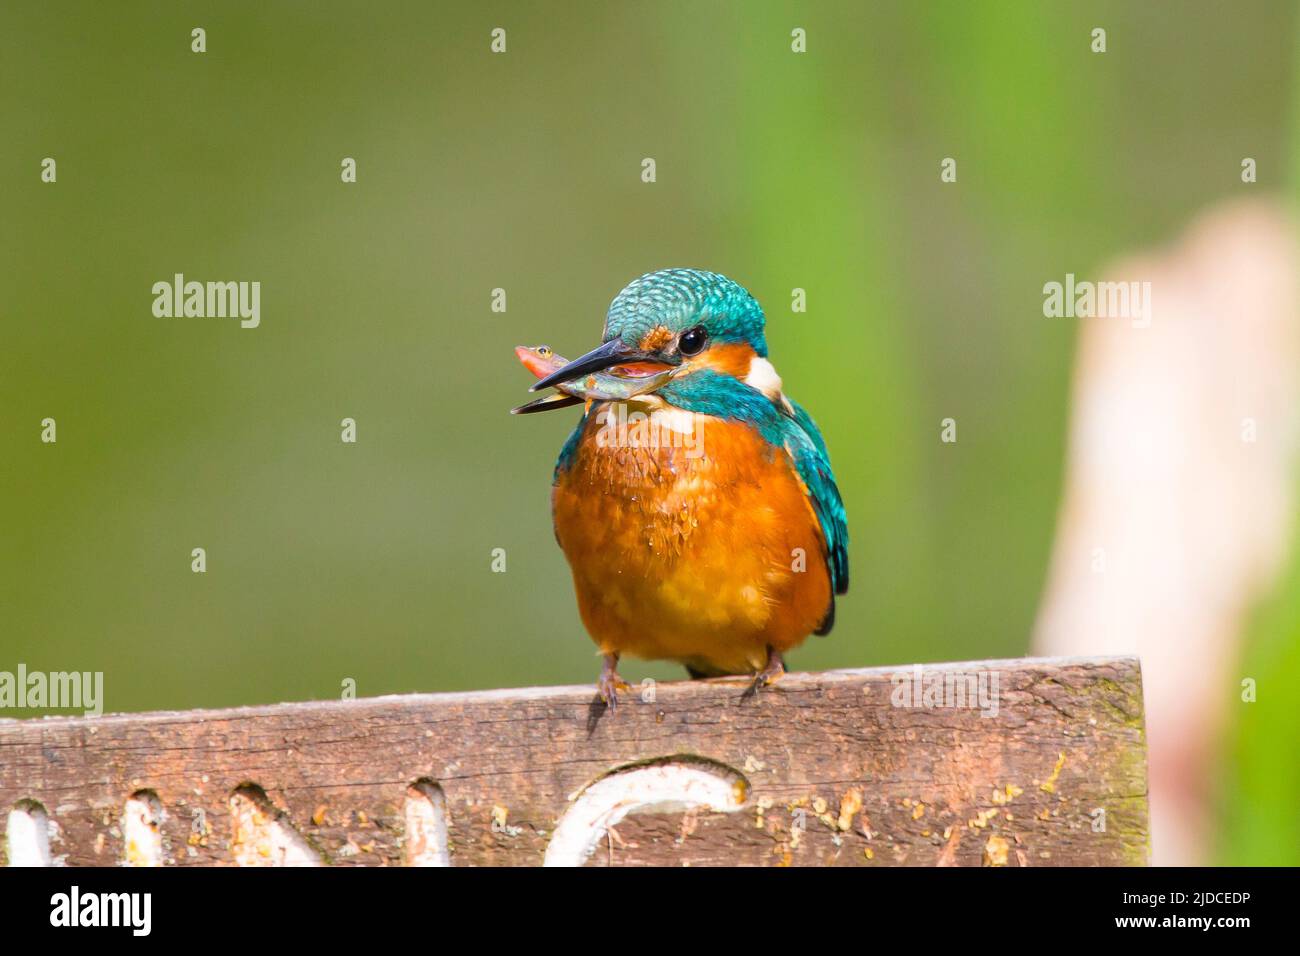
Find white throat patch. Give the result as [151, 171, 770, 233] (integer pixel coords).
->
[745, 356, 791, 410]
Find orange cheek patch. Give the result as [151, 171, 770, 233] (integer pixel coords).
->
[695, 342, 754, 378]
[638, 326, 674, 351]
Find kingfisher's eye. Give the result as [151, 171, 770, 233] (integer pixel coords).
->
[678, 326, 708, 356]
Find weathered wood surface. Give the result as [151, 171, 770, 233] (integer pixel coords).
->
[0, 656, 1148, 866]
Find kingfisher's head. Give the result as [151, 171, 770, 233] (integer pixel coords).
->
[530, 269, 777, 400]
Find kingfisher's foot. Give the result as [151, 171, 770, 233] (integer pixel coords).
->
[596, 653, 629, 711]
[742, 647, 786, 699]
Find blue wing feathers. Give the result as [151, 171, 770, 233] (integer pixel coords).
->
[782, 397, 850, 598]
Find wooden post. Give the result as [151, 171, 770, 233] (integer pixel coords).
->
[0, 656, 1148, 866]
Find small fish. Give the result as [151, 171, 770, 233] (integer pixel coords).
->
[514, 344, 566, 380]
[511, 345, 676, 413]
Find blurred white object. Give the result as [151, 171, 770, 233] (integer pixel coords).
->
[1033, 200, 1300, 866]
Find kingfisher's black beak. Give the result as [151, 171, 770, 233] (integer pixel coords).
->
[510, 393, 584, 415]
[530, 339, 645, 392]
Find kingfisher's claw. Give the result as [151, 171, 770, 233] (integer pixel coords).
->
[743, 647, 786, 699]
[596, 654, 627, 711]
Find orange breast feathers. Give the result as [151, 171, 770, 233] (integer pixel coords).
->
[551, 402, 833, 675]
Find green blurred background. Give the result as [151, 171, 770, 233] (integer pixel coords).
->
[1, 2, 1296, 863]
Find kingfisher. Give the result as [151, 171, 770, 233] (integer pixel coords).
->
[515, 269, 848, 707]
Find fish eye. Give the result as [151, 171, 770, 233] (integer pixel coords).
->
[536, 346, 551, 357]
[678, 326, 708, 356]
